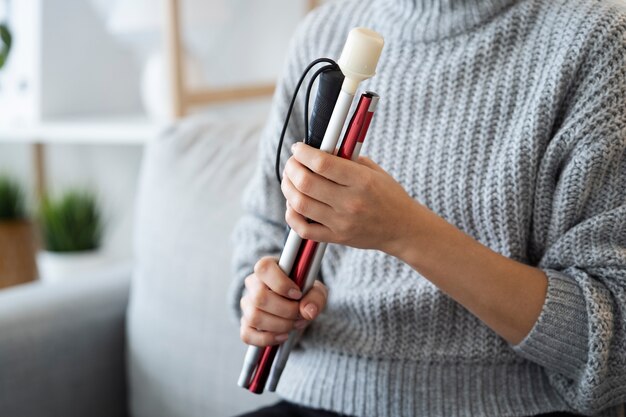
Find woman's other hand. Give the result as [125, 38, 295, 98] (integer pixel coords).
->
[240, 256, 328, 347]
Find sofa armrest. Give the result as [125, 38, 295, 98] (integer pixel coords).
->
[0, 271, 130, 417]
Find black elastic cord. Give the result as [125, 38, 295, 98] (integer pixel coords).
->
[274, 58, 338, 185]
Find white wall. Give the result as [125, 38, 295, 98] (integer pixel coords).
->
[0, 0, 311, 263]
[40, 0, 144, 118]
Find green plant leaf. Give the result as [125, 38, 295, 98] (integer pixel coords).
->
[0, 23, 12, 70]
[38, 190, 103, 252]
[0, 175, 25, 220]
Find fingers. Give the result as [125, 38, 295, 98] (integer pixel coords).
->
[284, 156, 344, 205]
[285, 203, 332, 242]
[247, 258, 301, 319]
[299, 280, 328, 320]
[240, 317, 290, 347]
[281, 175, 335, 223]
[254, 256, 302, 300]
[291, 142, 356, 185]
[240, 303, 297, 334]
[243, 274, 300, 320]
[240, 260, 303, 346]
[239, 257, 329, 347]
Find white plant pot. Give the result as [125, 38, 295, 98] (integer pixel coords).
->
[37, 250, 108, 283]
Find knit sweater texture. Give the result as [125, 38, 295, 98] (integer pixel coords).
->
[229, 0, 626, 416]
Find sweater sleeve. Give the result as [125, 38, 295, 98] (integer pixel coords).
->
[512, 16, 626, 415]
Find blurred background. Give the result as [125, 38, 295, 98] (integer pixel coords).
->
[0, 0, 319, 286]
[0, 1, 334, 416]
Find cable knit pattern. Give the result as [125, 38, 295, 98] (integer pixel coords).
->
[229, 0, 626, 416]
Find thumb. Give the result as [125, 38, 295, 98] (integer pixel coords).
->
[299, 280, 328, 320]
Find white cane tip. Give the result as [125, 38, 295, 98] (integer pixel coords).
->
[338, 27, 384, 82]
[267, 379, 278, 392]
[237, 372, 250, 388]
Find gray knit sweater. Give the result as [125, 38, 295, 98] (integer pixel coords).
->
[229, 0, 626, 416]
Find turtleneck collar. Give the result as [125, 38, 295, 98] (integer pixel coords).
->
[370, 0, 520, 42]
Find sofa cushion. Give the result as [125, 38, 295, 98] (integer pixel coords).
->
[128, 113, 277, 417]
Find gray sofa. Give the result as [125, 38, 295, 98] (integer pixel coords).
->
[0, 115, 277, 417]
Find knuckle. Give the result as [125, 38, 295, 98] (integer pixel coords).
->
[345, 197, 365, 215]
[298, 225, 313, 240]
[277, 281, 292, 297]
[286, 210, 299, 230]
[294, 171, 312, 193]
[334, 219, 352, 238]
[252, 289, 268, 308]
[248, 309, 262, 327]
[240, 329, 249, 344]
[285, 157, 297, 172]
[244, 274, 255, 288]
[284, 157, 293, 172]
[288, 219, 300, 234]
[253, 260, 265, 275]
[286, 214, 306, 237]
[239, 321, 251, 341]
[254, 257, 274, 275]
[271, 276, 291, 297]
[313, 155, 331, 174]
[291, 195, 308, 214]
[292, 168, 313, 192]
[315, 280, 328, 296]
[241, 302, 253, 321]
[310, 286, 325, 302]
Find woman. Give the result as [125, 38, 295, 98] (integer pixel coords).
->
[229, 0, 626, 416]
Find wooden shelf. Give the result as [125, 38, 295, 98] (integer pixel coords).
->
[0, 116, 165, 145]
[0, 99, 272, 201]
[0, 98, 272, 145]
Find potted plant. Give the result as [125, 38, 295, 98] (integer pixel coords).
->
[0, 175, 38, 288]
[37, 189, 106, 283]
[0, 21, 11, 71]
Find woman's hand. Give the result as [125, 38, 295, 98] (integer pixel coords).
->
[282, 142, 548, 346]
[239, 256, 328, 347]
[280, 142, 550, 346]
[282, 142, 424, 257]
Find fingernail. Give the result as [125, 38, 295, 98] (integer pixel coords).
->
[304, 304, 318, 320]
[275, 333, 289, 342]
[291, 143, 297, 153]
[288, 288, 302, 300]
[294, 320, 308, 330]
